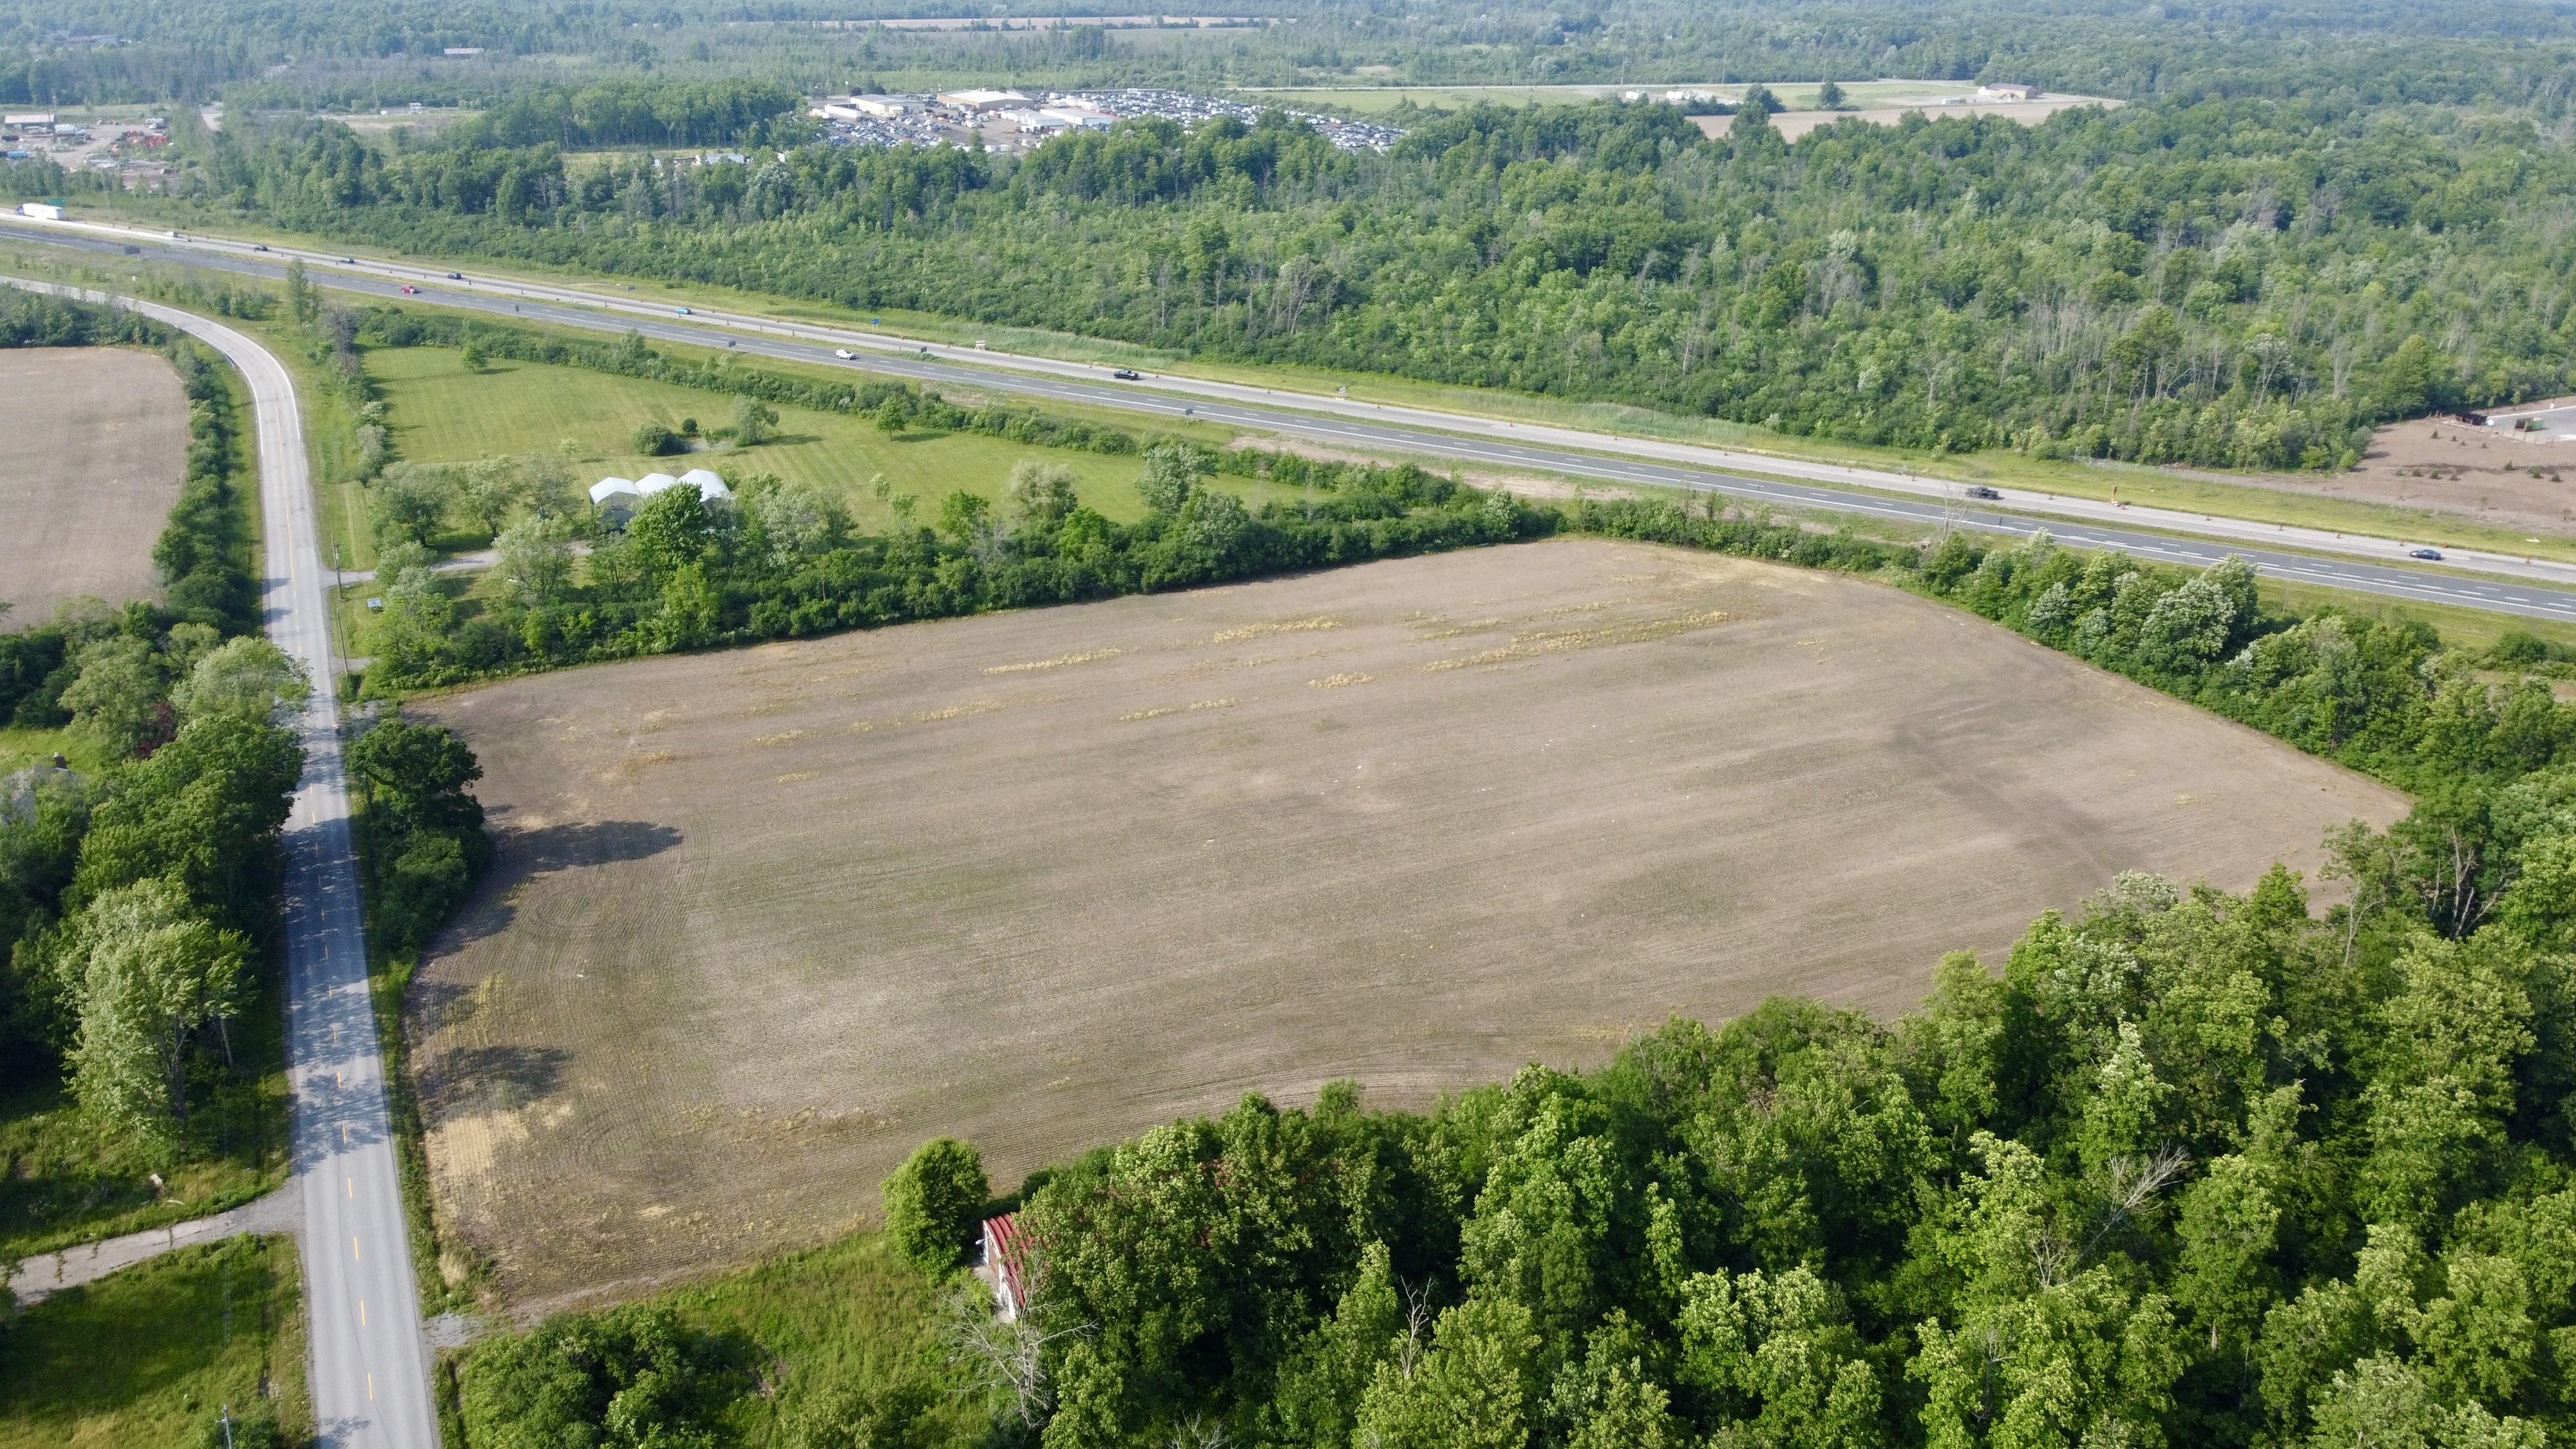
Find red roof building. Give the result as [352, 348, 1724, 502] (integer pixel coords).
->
[978, 1212, 1034, 1321]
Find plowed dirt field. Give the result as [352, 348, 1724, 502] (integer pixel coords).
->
[407, 538, 2407, 1308]
[0, 348, 189, 619]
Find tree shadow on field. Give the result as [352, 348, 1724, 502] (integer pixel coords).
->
[415, 1043, 573, 1115]
[433, 819, 685, 953]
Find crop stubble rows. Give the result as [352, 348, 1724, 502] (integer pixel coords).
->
[0, 348, 187, 620]
[406, 539, 2406, 1308]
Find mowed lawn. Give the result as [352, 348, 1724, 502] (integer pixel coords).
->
[367, 345, 1255, 536]
[0, 1236, 308, 1449]
[405, 538, 2409, 1307]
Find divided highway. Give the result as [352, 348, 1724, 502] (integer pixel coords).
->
[1, 278, 439, 1447]
[12, 217, 2576, 625]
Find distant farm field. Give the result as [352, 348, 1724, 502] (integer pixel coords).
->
[0, 348, 189, 620]
[406, 539, 2405, 1308]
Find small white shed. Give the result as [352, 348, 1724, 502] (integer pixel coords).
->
[679, 468, 732, 501]
[636, 471, 683, 496]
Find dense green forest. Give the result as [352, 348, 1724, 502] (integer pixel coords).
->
[8, 0, 2576, 107]
[157, 84, 2576, 471]
[455, 515, 2576, 1448]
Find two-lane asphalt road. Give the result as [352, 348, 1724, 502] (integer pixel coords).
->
[3, 278, 438, 1448]
[13, 218, 2576, 624]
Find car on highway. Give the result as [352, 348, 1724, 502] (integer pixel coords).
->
[835, 348, 857, 359]
[252, 243, 268, 252]
[1112, 368, 1141, 380]
[1965, 485, 2001, 500]
[399, 285, 419, 294]
[2409, 547, 2445, 562]
[339, 256, 355, 263]
[675, 306, 692, 316]
[446, 271, 462, 279]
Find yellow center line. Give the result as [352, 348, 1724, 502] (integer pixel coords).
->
[346, 1177, 353, 1197]
[368, 1373, 375, 1401]
[352, 1236, 361, 1262]
[360, 1300, 368, 1326]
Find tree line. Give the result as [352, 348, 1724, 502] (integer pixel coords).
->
[181, 84, 2576, 471]
[362, 439, 1537, 691]
[0, 294, 301, 1160]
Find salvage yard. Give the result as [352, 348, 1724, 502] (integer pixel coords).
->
[405, 538, 2406, 1309]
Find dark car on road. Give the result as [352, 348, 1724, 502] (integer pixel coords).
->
[1965, 485, 2001, 500]
[2409, 547, 2445, 561]
[1112, 368, 1141, 380]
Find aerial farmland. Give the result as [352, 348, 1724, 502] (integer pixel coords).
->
[0, 347, 190, 620]
[404, 538, 2405, 1307]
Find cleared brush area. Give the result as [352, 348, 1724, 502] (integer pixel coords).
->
[0, 348, 189, 619]
[406, 538, 2405, 1308]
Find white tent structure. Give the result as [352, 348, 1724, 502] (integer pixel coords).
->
[635, 471, 683, 496]
[679, 468, 732, 501]
[589, 475, 642, 520]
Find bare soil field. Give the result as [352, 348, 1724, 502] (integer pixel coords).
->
[0, 348, 189, 620]
[406, 539, 2405, 1309]
[2235, 398, 2576, 538]
[1695, 97, 2119, 142]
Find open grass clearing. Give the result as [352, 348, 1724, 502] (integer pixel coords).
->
[404, 538, 2404, 1309]
[450, 1229, 985, 1446]
[355, 341, 1249, 565]
[0, 347, 189, 621]
[0, 1235, 308, 1449]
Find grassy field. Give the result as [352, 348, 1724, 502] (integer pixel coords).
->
[349, 342, 1249, 567]
[402, 538, 2405, 1308]
[0, 723, 113, 778]
[450, 1229, 987, 1444]
[0, 1235, 309, 1449]
[0, 347, 189, 620]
